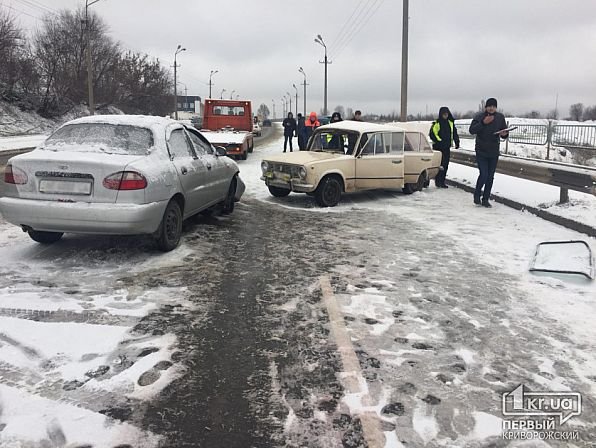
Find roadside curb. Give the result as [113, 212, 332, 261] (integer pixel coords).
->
[446, 179, 596, 238]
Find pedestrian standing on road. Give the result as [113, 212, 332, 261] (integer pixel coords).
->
[328, 112, 343, 150]
[429, 106, 460, 188]
[469, 98, 509, 207]
[351, 110, 363, 121]
[282, 112, 297, 152]
[304, 111, 320, 149]
[296, 113, 307, 150]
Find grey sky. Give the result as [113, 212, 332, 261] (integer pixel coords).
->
[5, 0, 596, 118]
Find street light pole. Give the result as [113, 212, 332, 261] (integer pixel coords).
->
[292, 84, 298, 117]
[209, 69, 218, 99]
[286, 92, 292, 117]
[85, 0, 102, 115]
[400, 0, 409, 122]
[281, 98, 286, 117]
[272, 99, 275, 119]
[220, 89, 226, 99]
[230, 90, 236, 100]
[299, 67, 307, 116]
[314, 35, 330, 116]
[173, 44, 186, 120]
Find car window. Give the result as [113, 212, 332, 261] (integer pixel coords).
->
[391, 132, 404, 153]
[186, 129, 213, 156]
[309, 130, 356, 153]
[44, 123, 153, 155]
[405, 132, 422, 152]
[168, 129, 194, 159]
[360, 133, 389, 156]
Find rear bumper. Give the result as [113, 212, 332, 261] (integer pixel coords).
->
[0, 197, 167, 235]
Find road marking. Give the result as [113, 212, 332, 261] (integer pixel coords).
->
[319, 275, 386, 448]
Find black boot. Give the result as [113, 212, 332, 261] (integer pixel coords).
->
[474, 195, 481, 205]
[481, 199, 492, 208]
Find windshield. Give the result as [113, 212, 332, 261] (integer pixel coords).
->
[44, 123, 154, 155]
[309, 130, 360, 154]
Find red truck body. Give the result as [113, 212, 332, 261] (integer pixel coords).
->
[201, 100, 254, 159]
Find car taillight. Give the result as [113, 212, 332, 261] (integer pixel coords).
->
[4, 164, 28, 184]
[103, 171, 147, 190]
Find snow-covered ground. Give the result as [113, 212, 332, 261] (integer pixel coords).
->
[0, 125, 594, 446]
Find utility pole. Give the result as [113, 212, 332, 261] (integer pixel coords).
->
[272, 99, 275, 119]
[299, 67, 307, 116]
[315, 35, 330, 116]
[173, 45, 186, 120]
[85, 0, 102, 115]
[400, 0, 409, 122]
[209, 69, 218, 99]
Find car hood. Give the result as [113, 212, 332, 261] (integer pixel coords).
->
[263, 151, 350, 165]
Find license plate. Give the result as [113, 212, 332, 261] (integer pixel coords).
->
[265, 172, 273, 178]
[275, 172, 291, 182]
[39, 180, 92, 195]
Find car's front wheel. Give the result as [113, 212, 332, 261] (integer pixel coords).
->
[155, 200, 182, 252]
[28, 230, 63, 244]
[315, 175, 342, 207]
[268, 186, 291, 197]
[222, 177, 237, 215]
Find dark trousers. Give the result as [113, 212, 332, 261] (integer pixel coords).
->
[435, 148, 450, 185]
[475, 153, 499, 201]
[297, 134, 306, 150]
[284, 135, 293, 152]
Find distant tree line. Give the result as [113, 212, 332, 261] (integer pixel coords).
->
[0, 8, 173, 117]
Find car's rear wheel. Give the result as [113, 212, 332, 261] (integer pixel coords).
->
[268, 186, 291, 197]
[248, 140, 254, 153]
[28, 230, 63, 244]
[241, 150, 248, 160]
[222, 177, 237, 215]
[315, 175, 342, 207]
[403, 172, 425, 195]
[155, 200, 182, 252]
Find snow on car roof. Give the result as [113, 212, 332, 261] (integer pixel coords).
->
[317, 120, 408, 133]
[62, 114, 180, 134]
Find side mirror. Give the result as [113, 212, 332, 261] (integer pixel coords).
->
[215, 146, 227, 157]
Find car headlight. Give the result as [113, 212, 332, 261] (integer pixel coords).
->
[298, 166, 307, 179]
[261, 161, 269, 173]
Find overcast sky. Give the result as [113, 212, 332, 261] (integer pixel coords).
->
[5, 0, 596, 118]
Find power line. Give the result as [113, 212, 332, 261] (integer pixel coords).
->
[328, 0, 376, 58]
[14, 0, 57, 15]
[327, 0, 368, 52]
[3, 3, 43, 20]
[332, 0, 386, 61]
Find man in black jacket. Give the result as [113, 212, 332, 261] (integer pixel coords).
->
[429, 106, 459, 188]
[282, 112, 297, 152]
[469, 98, 509, 207]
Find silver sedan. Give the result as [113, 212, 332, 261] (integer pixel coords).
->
[0, 115, 245, 251]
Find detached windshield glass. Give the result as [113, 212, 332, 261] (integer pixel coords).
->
[44, 123, 154, 155]
[309, 130, 359, 154]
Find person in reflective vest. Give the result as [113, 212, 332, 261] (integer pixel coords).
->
[429, 106, 459, 188]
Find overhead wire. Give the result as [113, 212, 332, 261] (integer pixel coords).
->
[13, 0, 57, 16]
[2, 3, 43, 20]
[331, 0, 386, 61]
[327, 0, 369, 52]
[328, 0, 377, 59]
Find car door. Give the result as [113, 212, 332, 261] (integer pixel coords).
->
[186, 128, 230, 204]
[403, 132, 435, 184]
[167, 128, 209, 216]
[354, 132, 404, 190]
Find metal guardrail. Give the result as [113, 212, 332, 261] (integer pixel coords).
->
[450, 149, 596, 203]
[455, 121, 596, 151]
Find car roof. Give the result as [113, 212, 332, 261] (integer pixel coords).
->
[58, 114, 181, 137]
[317, 120, 407, 133]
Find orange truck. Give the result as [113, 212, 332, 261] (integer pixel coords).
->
[200, 99, 254, 160]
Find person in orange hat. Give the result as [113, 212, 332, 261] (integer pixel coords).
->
[303, 111, 320, 150]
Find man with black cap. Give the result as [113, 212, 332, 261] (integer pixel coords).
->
[469, 98, 509, 207]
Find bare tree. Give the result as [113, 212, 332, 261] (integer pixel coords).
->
[334, 105, 345, 118]
[569, 103, 584, 122]
[257, 103, 270, 119]
[583, 105, 596, 121]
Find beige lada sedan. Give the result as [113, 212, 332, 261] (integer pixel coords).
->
[260, 121, 442, 206]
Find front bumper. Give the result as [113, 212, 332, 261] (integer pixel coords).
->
[261, 176, 315, 193]
[0, 197, 168, 235]
[235, 176, 246, 201]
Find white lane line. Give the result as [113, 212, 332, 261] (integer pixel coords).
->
[319, 275, 386, 448]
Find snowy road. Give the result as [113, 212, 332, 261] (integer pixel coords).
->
[0, 125, 595, 447]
